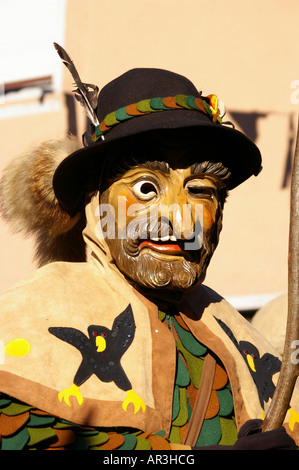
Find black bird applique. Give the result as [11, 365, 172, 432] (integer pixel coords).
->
[49, 304, 146, 414]
[214, 317, 281, 410]
[214, 317, 299, 431]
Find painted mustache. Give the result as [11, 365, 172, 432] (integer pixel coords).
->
[123, 215, 203, 256]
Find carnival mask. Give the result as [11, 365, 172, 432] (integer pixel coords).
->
[98, 141, 228, 294]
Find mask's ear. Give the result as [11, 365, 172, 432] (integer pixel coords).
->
[0, 135, 87, 267]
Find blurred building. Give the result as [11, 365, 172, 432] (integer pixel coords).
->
[0, 0, 298, 316]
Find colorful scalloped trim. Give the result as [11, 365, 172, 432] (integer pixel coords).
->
[0, 394, 171, 450]
[91, 94, 225, 142]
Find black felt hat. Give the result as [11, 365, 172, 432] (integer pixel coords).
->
[53, 67, 262, 216]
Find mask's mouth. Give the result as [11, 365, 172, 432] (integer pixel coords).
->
[139, 239, 183, 254]
[124, 234, 200, 259]
[120, 214, 203, 257]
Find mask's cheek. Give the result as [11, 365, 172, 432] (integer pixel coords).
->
[107, 188, 136, 236]
[202, 202, 218, 233]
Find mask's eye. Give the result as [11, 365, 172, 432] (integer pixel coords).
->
[132, 180, 159, 201]
[186, 181, 215, 200]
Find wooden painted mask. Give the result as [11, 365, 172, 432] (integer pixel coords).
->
[98, 133, 229, 294]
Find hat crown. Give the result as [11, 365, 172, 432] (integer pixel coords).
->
[96, 68, 201, 122]
[52, 46, 262, 215]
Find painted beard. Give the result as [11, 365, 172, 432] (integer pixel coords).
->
[105, 213, 215, 292]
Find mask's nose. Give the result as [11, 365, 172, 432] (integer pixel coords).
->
[171, 202, 195, 240]
[159, 187, 202, 240]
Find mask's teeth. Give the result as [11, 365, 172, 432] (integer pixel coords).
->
[147, 235, 177, 242]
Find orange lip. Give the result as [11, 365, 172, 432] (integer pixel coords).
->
[139, 240, 182, 253]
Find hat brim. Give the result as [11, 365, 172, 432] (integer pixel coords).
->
[53, 108, 262, 216]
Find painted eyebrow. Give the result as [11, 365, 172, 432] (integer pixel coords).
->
[190, 162, 208, 175]
[139, 160, 170, 174]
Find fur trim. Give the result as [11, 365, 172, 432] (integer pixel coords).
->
[0, 136, 86, 266]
